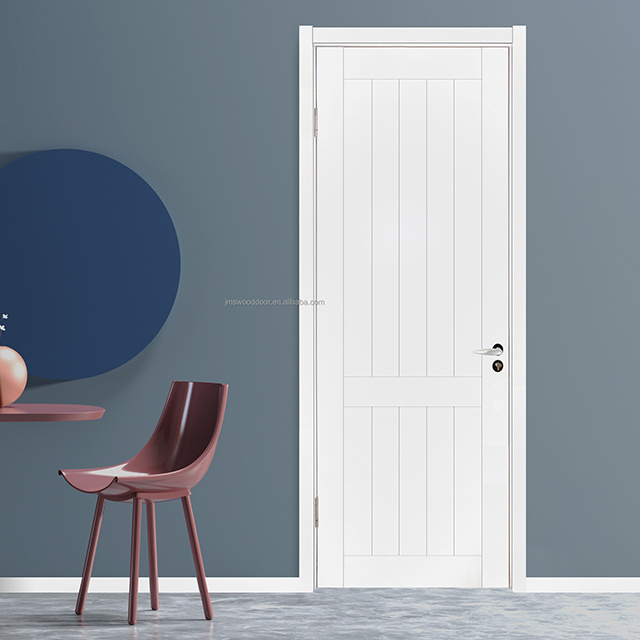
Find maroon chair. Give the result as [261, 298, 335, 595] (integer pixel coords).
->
[59, 381, 229, 625]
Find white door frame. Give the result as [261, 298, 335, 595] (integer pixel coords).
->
[299, 26, 526, 591]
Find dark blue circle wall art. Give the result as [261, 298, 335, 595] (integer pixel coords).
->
[0, 149, 181, 379]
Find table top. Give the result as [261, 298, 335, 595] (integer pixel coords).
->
[0, 404, 105, 422]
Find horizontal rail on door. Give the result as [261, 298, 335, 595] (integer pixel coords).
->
[344, 377, 481, 407]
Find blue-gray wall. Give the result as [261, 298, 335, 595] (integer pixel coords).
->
[0, 0, 638, 579]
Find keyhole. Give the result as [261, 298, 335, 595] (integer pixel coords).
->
[492, 360, 503, 373]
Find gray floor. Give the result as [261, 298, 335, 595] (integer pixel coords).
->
[1, 589, 640, 639]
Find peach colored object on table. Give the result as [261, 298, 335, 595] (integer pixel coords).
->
[0, 346, 28, 407]
[59, 380, 229, 626]
[0, 404, 105, 421]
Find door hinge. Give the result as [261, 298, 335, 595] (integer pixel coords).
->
[314, 496, 319, 527]
[314, 108, 318, 138]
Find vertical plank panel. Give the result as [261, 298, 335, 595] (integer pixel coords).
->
[427, 407, 454, 555]
[426, 80, 454, 376]
[372, 80, 399, 376]
[315, 47, 345, 586]
[344, 408, 372, 555]
[399, 80, 427, 377]
[454, 407, 482, 555]
[399, 407, 427, 555]
[372, 407, 399, 555]
[454, 80, 482, 377]
[482, 48, 510, 587]
[344, 80, 373, 376]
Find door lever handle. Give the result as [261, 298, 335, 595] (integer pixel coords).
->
[473, 343, 503, 356]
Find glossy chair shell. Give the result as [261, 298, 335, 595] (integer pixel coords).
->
[60, 381, 228, 502]
[59, 381, 228, 624]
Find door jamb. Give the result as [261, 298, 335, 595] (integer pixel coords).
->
[299, 25, 526, 590]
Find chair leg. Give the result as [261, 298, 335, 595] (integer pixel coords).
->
[181, 496, 213, 620]
[128, 497, 142, 625]
[146, 501, 159, 611]
[75, 495, 106, 615]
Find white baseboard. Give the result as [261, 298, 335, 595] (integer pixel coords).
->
[5, 576, 639, 594]
[0, 577, 312, 594]
[517, 578, 640, 593]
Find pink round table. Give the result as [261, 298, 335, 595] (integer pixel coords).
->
[0, 404, 105, 422]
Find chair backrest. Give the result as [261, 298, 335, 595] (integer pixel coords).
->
[128, 381, 228, 487]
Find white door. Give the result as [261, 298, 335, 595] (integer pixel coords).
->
[316, 45, 510, 588]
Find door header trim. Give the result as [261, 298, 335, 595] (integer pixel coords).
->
[312, 27, 515, 45]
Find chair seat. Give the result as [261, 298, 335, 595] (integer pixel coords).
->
[59, 468, 118, 494]
[59, 466, 190, 502]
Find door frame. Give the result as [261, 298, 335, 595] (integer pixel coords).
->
[299, 26, 526, 590]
